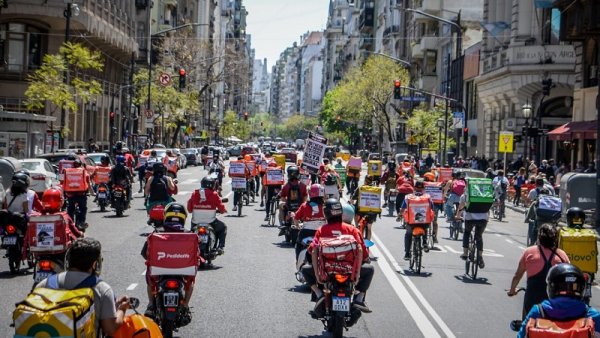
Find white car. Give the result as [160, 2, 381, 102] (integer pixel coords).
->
[20, 159, 58, 195]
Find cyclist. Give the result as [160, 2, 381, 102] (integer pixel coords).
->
[423, 172, 442, 243]
[381, 160, 398, 209]
[208, 152, 225, 188]
[278, 165, 307, 232]
[444, 170, 465, 227]
[293, 184, 326, 261]
[517, 263, 600, 338]
[64, 159, 95, 229]
[456, 178, 488, 269]
[346, 160, 361, 196]
[187, 176, 227, 255]
[263, 161, 282, 221]
[395, 170, 415, 221]
[398, 180, 434, 260]
[492, 169, 509, 218]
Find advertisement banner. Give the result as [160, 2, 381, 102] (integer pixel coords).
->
[301, 132, 327, 174]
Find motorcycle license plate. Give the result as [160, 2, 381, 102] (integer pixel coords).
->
[97, 193, 106, 198]
[113, 191, 122, 197]
[332, 296, 350, 312]
[2, 236, 17, 246]
[34, 271, 53, 283]
[199, 235, 209, 243]
[163, 292, 179, 307]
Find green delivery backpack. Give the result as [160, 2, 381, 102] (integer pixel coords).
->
[465, 178, 494, 213]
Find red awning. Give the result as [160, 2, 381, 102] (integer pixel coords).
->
[547, 120, 597, 141]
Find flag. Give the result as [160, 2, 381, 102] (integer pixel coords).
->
[479, 21, 510, 37]
[534, 0, 553, 8]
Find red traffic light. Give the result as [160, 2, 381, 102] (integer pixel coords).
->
[394, 80, 401, 88]
[179, 68, 186, 76]
[463, 127, 469, 134]
[109, 111, 115, 119]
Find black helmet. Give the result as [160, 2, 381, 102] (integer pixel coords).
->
[153, 162, 166, 175]
[73, 158, 82, 168]
[163, 202, 187, 231]
[323, 198, 343, 221]
[566, 207, 586, 228]
[451, 169, 460, 178]
[414, 179, 424, 189]
[101, 155, 110, 165]
[151, 150, 157, 157]
[387, 161, 396, 172]
[12, 172, 30, 189]
[546, 263, 586, 300]
[287, 165, 299, 180]
[201, 176, 216, 190]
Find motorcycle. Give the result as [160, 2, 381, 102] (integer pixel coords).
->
[32, 254, 64, 285]
[295, 236, 313, 284]
[387, 189, 398, 217]
[190, 201, 228, 268]
[96, 183, 110, 212]
[112, 297, 163, 338]
[153, 276, 187, 338]
[0, 211, 30, 274]
[112, 184, 128, 217]
[313, 273, 362, 338]
[278, 210, 296, 244]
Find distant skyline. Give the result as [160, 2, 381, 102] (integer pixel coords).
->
[245, 0, 329, 69]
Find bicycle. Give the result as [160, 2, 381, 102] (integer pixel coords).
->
[492, 197, 505, 221]
[448, 203, 461, 241]
[409, 225, 428, 274]
[464, 226, 480, 279]
[268, 196, 279, 227]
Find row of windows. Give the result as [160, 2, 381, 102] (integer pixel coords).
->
[0, 23, 45, 72]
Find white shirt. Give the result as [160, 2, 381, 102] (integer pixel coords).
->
[5, 190, 28, 214]
[459, 194, 489, 221]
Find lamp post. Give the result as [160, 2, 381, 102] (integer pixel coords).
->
[59, 0, 79, 149]
[521, 102, 532, 161]
[437, 118, 444, 163]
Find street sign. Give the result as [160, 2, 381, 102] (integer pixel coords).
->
[452, 112, 464, 129]
[145, 109, 153, 118]
[498, 131, 514, 153]
[158, 72, 171, 86]
[400, 96, 427, 102]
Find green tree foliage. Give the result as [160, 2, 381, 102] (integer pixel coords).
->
[319, 55, 409, 143]
[220, 111, 250, 141]
[406, 104, 456, 151]
[280, 114, 318, 140]
[25, 42, 104, 135]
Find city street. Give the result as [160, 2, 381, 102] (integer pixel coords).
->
[0, 161, 598, 338]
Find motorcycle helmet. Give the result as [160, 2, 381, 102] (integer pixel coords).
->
[387, 160, 396, 172]
[341, 202, 355, 224]
[566, 207, 586, 228]
[546, 263, 586, 300]
[151, 150, 157, 157]
[423, 172, 435, 182]
[42, 187, 65, 213]
[15, 169, 32, 186]
[163, 202, 187, 232]
[101, 155, 110, 166]
[201, 176, 216, 190]
[323, 198, 343, 221]
[244, 154, 253, 161]
[166, 149, 174, 157]
[308, 184, 325, 199]
[116, 155, 125, 165]
[12, 172, 30, 189]
[414, 179, 425, 190]
[153, 162, 166, 176]
[287, 165, 299, 180]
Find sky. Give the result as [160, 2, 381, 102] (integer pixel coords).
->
[244, 0, 329, 70]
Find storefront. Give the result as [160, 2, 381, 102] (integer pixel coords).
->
[548, 120, 597, 169]
[0, 110, 56, 159]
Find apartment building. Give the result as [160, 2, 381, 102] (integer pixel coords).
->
[252, 57, 270, 113]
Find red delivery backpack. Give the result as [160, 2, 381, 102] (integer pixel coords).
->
[316, 235, 361, 282]
[63, 168, 89, 193]
[404, 194, 434, 225]
[526, 317, 594, 338]
[28, 214, 70, 255]
[146, 233, 199, 276]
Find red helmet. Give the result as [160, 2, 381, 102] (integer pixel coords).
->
[308, 184, 325, 199]
[42, 187, 64, 213]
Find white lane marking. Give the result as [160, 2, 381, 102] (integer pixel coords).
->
[126, 283, 138, 291]
[430, 245, 448, 253]
[505, 239, 514, 244]
[495, 233, 502, 237]
[444, 245, 462, 254]
[482, 248, 504, 258]
[181, 179, 198, 185]
[369, 245, 442, 338]
[518, 246, 527, 251]
[373, 233, 456, 338]
[224, 191, 232, 199]
[141, 270, 146, 275]
[177, 190, 191, 195]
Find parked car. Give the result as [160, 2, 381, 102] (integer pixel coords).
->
[0, 157, 22, 195]
[36, 153, 97, 177]
[87, 152, 114, 166]
[20, 159, 58, 195]
[170, 148, 187, 169]
[140, 149, 167, 162]
[280, 148, 298, 163]
[241, 145, 257, 157]
[182, 148, 199, 166]
[227, 145, 242, 158]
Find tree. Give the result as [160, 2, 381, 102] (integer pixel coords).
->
[280, 114, 318, 140]
[406, 103, 456, 153]
[25, 42, 104, 136]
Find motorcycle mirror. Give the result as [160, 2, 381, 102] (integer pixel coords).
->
[221, 197, 229, 203]
[510, 320, 522, 332]
[129, 297, 140, 309]
[302, 237, 313, 245]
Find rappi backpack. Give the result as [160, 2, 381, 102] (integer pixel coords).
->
[13, 274, 99, 338]
[526, 304, 595, 338]
[316, 235, 361, 283]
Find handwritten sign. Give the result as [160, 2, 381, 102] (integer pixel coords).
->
[301, 132, 327, 174]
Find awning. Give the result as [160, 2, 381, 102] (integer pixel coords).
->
[547, 120, 597, 141]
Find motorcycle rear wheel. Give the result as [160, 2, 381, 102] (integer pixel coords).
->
[8, 246, 21, 274]
[161, 319, 175, 338]
[332, 315, 345, 338]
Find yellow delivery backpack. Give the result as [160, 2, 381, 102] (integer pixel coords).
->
[13, 274, 98, 338]
[358, 185, 382, 213]
[558, 228, 598, 274]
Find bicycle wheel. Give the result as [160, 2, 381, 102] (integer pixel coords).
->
[471, 241, 479, 280]
[449, 221, 454, 239]
[465, 233, 474, 276]
[414, 236, 422, 274]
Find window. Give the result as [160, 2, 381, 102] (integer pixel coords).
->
[465, 81, 478, 120]
[423, 49, 437, 75]
[542, 9, 561, 45]
[0, 23, 46, 72]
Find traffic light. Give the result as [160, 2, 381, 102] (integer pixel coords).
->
[243, 112, 248, 121]
[393, 80, 401, 100]
[542, 78, 553, 96]
[109, 111, 115, 124]
[179, 68, 186, 90]
[463, 127, 468, 142]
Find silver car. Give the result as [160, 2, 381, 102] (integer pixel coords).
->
[20, 159, 58, 195]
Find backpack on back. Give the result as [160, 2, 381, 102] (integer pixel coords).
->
[536, 195, 562, 219]
[13, 274, 99, 338]
[316, 235, 361, 283]
[465, 178, 494, 213]
[451, 180, 466, 195]
[149, 176, 168, 202]
[63, 168, 89, 193]
[526, 317, 594, 338]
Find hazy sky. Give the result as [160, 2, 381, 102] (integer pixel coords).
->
[245, 0, 329, 70]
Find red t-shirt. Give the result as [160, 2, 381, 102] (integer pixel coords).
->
[187, 189, 227, 214]
[280, 181, 307, 202]
[294, 202, 326, 230]
[308, 221, 368, 258]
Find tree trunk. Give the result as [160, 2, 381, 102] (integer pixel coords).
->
[170, 119, 184, 148]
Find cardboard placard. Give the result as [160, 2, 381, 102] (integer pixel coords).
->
[348, 157, 362, 170]
[229, 161, 246, 177]
[438, 168, 453, 182]
[368, 160, 382, 177]
[231, 177, 247, 190]
[358, 186, 382, 213]
[424, 183, 443, 204]
[265, 168, 284, 185]
[301, 132, 327, 173]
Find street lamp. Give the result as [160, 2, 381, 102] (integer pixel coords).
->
[522, 102, 533, 160]
[59, 0, 80, 149]
[437, 118, 444, 163]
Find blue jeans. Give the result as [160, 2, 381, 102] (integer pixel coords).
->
[444, 193, 460, 222]
[67, 194, 88, 226]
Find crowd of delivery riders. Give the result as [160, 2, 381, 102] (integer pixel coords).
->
[3, 144, 600, 337]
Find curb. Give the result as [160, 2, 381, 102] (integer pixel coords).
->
[506, 204, 526, 215]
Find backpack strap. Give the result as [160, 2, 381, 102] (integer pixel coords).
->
[537, 303, 545, 318]
[75, 274, 101, 289]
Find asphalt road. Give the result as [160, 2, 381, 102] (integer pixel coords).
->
[1, 160, 599, 337]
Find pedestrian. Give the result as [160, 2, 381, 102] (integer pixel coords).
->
[584, 161, 596, 173]
[507, 223, 569, 319]
[513, 167, 526, 207]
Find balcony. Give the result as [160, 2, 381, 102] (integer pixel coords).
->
[481, 44, 576, 74]
[411, 36, 437, 59]
[414, 0, 441, 14]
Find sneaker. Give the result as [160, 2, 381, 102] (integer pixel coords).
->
[144, 304, 155, 318]
[352, 300, 372, 313]
[264, 216, 269, 221]
[313, 294, 325, 317]
[460, 253, 468, 260]
[478, 256, 485, 269]
[138, 188, 143, 193]
[382, 202, 388, 208]
[260, 201, 264, 207]
[232, 206, 238, 211]
[278, 229, 286, 236]
[403, 253, 411, 261]
[217, 248, 224, 255]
